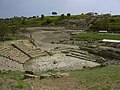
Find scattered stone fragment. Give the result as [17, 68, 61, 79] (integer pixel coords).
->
[40, 72, 69, 79]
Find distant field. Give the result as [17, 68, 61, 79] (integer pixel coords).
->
[72, 33, 120, 40]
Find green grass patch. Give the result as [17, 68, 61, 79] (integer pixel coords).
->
[5, 35, 25, 40]
[0, 34, 27, 42]
[72, 33, 120, 40]
[70, 65, 120, 90]
[0, 71, 24, 80]
[14, 80, 30, 89]
[0, 71, 31, 89]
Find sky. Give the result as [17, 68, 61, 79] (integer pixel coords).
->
[0, 0, 120, 18]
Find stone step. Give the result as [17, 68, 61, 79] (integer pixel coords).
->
[7, 51, 19, 58]
[0, 48, 12, 56]
[0, 47, 9, 53]
[66, 53, 93, 61]
[10, 53, 29, 59]
[12, 43, 42, 58]
[0, 56, 24, 71]
[69, 52, 91, 58]
[0, 46, 29, 63]
[9, 51, 29, 63]
[4, 49, 16, 57]
[70, 50, 88, 55]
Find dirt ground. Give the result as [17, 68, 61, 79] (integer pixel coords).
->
[26, 77, 80, 90]
[31, 30, 78, 50]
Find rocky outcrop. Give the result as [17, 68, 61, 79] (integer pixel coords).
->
[40, 72, 69, 79]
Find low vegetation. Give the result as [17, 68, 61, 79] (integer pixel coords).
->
[0, 13, 90, 41]
[1, 13, 120, 41]
[1, 65, 120, 90]
[0, 23, 23, 41]
[0, 71, 24, 80]
[0, 71, 30, 90]
[70, 65, 120, 90]
[90, 17, 120, 32]
[72, 33, 120, 40]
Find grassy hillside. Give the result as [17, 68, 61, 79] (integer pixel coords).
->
[0, 14, 92, 28]
[1, 14, 120, 41]
[89, 17, 120, 32]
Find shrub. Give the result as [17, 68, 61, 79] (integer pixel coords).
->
[67, 13, 71, 17]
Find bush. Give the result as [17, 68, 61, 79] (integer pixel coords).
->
[90, 18, 120, 32]
[67, 13, 71, 17]
[60, 14, 65, 19]
[0, 23, 10, 40]
[41, 14, 44, 19]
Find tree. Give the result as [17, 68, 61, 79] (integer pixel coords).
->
[52, 12, 57, 16]
[32, 16, 36, 18]
[81, 13, 84, 15]
[94, 13, 98, 16]
[37, 16, 39, 18]
[60, 14, 65, 19]
[41, 14, 44, 19]
[67, 13, 71, 17]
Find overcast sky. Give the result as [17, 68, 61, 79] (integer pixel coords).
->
[0, 0, 120, 18]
